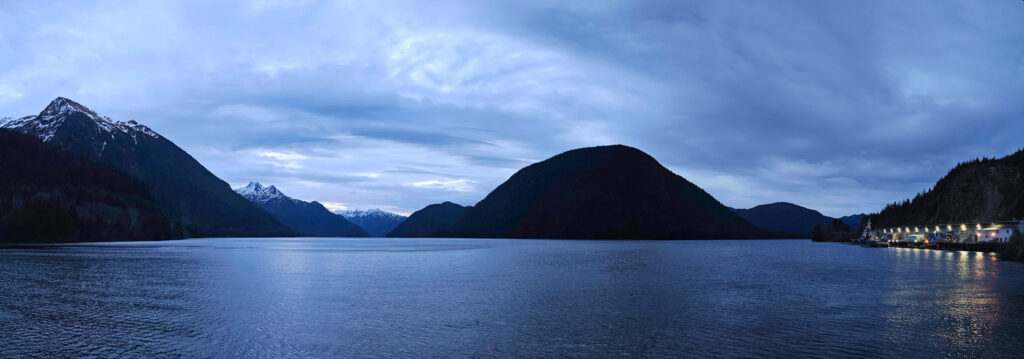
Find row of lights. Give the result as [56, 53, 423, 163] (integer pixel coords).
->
[881, 224, 982, 234]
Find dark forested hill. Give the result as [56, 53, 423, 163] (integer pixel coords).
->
[387, 202, 469, 237]
[732, 202, 834, 237]
[0, 129, 173, 243]
[839, 214, 865, 231]
[2, 97, 294, 238]
[870, 151, 1024, 227]
[443, 145, 767, 239]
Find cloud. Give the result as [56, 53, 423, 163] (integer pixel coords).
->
[318, 201, 349, 212]
[2, 1, 1023, 216]
[406, 179, 476, 192]
[0, 86, 22, 102]
[259, 151, 307, 161]
[259, 151, 307, 168]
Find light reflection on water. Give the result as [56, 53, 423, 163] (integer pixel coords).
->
[880, 247, 1008, 357]
[1, 239, 1023, 358]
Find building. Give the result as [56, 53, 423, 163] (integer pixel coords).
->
[872, 220, 1023, 244]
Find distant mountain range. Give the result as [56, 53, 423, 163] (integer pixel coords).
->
[731, 202, 865, 237]
[2, 97, 294, 240]
[870, 152, 1024, 227]
[388, 202, 469, 237]
[400, 145, 769, 239]
[236, 182, 369, 237]
[0, 129, 173, 243]
[337, 209, 406, 237]
[1, 97, 882, 242]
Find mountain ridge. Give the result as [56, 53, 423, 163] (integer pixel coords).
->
[3, 97, 295, 238]
[387, 202, 469, 238]
[0, 129, 174, 243]
[236, 182, 370, 237]
[337, 209, 407, 237]
[732, 202, 835, 237]
[440, 145, 769, 239]
[869, 151, 1024, 227]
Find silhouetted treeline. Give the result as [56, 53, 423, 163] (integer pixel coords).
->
[811, 219, 857, 242]
[0, 130, 175, 243]
[870, 150, 1024, 228]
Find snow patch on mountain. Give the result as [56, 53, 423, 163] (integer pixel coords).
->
[337, 208, 406, 219]
[337, 208, 408, 236]
[235, 182, 293, 203]
[1, 97, 161, 143]
[39, 96, 102, 121]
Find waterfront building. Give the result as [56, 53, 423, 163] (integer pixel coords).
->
[873, 220, 1023, 244]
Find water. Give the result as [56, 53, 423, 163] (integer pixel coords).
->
[2, 238, 1024, 358]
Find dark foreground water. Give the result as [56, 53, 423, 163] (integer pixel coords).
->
[2, 239, 1024, 358]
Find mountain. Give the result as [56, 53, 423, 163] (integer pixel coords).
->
[387, 202, 469, 238]
[0, 129, 173, 243]
[839, 214, 865, 231]
[442, 145, 768, 239]
[236, 182, 369, 237]
[337, 209, 407, 237]
[870, 152, 1024, 227]
[1, 97, 294, 238]
[732, 202, 834, 237]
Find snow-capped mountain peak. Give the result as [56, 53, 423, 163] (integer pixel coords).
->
[234, 182, 371, 237]
[41, 97, 102, 122]
[235, 182, 290, 202]
[1, 97, 161, 143]
[338, 208, 404, 219]
[336, 208, 408, 237]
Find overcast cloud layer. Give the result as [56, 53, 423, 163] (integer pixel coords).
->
[2, 0, 1023, 216]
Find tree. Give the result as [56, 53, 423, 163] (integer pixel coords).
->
[811, 225, 825, 242]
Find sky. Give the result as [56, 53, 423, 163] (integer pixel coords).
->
[1, 1, 1023, 217]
